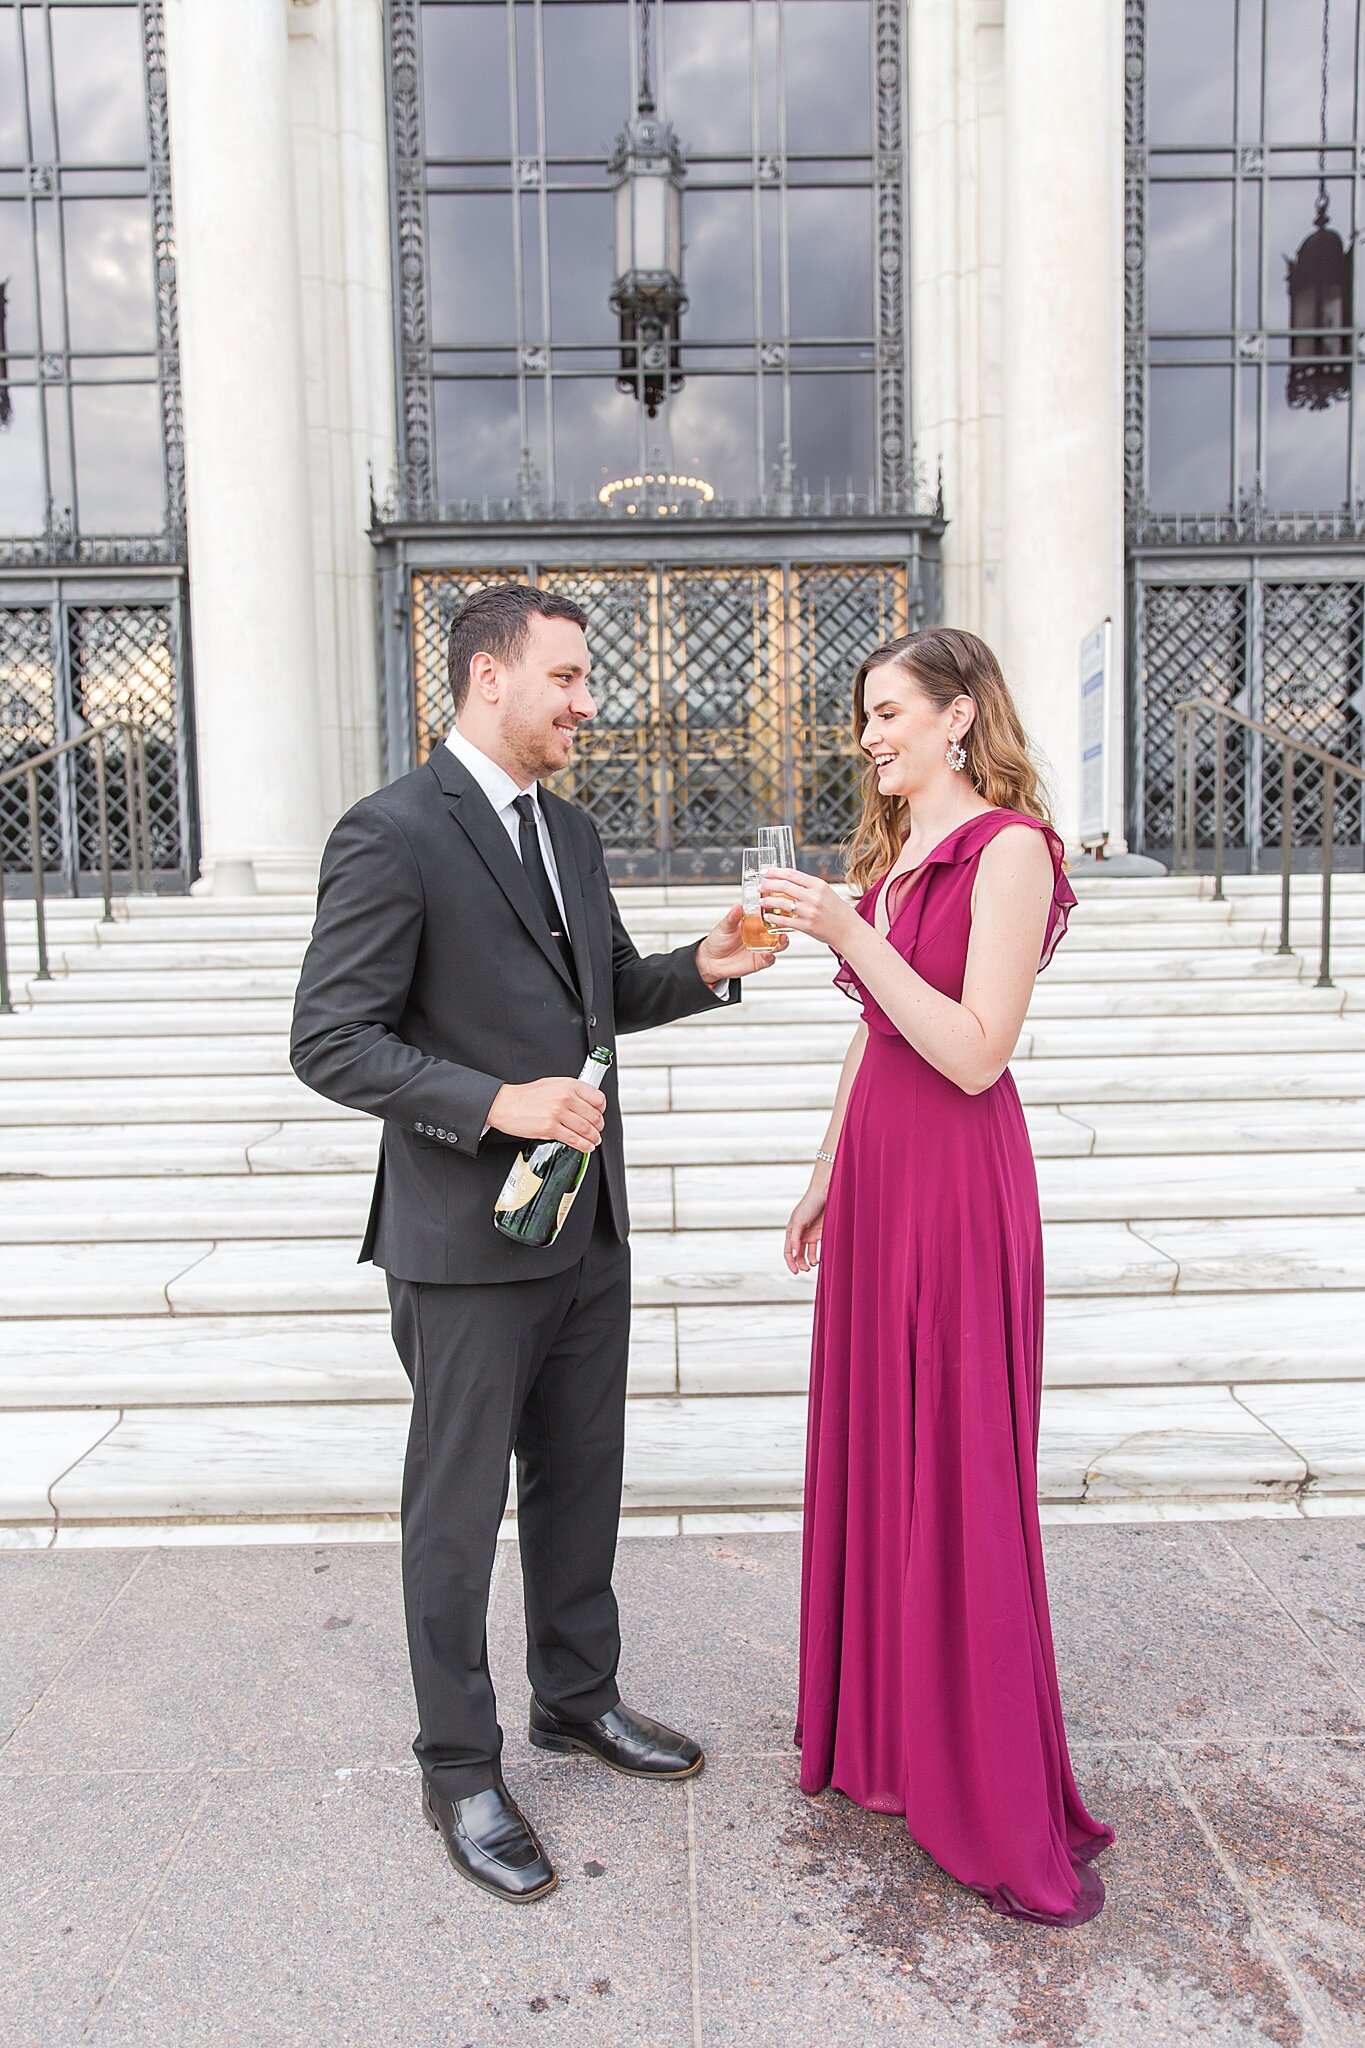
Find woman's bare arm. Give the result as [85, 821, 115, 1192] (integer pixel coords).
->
[765, 826, 1054, 1095]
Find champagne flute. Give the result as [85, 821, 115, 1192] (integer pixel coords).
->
[757, 823, 796, 932]
[757, 824, 795, 871]
[741, 846, 782, 950]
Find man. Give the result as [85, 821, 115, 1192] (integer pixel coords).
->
[290, 583, 778, 1904]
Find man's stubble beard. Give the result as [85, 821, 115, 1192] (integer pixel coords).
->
[498, 697, 565, 786]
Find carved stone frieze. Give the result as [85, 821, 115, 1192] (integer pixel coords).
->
[873, 0, 909, 495]
[389, 0, 435, 519]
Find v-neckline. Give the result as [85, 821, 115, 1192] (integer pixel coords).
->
[872, 811, 998, 937]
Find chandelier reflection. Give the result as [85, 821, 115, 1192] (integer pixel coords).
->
[609, 0, 687, 418]
[597, 471, 717, 516]
[1286, 0, 1353, 411]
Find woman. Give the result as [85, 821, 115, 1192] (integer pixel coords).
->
[762, 626, 1113, 1928]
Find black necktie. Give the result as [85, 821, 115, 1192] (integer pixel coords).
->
[513, 793, 575, 981]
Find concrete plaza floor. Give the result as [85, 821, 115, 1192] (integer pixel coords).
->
[2, 1519, 1363, 2048]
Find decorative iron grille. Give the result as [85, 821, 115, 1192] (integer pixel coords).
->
[409, 559, 912, 882]
[1133, 573, 1365, 865]
[0, 607, 61, 872]
[0, 596, 189, 886]
[1261, 581, 1365, 850]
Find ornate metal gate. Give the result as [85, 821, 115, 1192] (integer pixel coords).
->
[1130, 571, 1365, 867]
[0, 588, 193, 889]
[406, 560, 915, 882]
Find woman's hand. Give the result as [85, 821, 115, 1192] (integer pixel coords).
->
[760, 867, 862, 953]
[784, 1180, 829, 1274]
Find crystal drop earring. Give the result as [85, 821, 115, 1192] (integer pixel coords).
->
[946, 736, 967, 772]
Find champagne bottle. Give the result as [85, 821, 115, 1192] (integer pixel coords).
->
[492, 1047, 614, 1247]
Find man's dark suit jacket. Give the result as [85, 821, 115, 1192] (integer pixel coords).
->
[289, 744, 737, 1285]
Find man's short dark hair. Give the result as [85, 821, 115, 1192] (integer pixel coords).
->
[446, 584, 589, 716]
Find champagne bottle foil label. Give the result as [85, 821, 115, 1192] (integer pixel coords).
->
[494, 1155, 545, 1215]
[555, 1188, 578, 1233]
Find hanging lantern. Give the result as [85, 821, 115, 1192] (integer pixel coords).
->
[1286, 0, 1352, 412]
[609, 0, 686, 418]
[1286, 193, 1352, 411]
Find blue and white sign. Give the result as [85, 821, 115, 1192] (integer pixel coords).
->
[1078, 621, 1112, 851]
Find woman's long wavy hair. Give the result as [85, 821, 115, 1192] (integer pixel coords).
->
[845, 627, 1053, 895]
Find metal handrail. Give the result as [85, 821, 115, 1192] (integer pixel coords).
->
[0, 720, 152, 1015]
[1172, 698, 1365, 990]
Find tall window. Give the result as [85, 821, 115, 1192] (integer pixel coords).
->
[0, 1, 190, 889]
[1130, 0, 1362, 527]
[0, 0, 181, 552]
[387, 0, 911, 518]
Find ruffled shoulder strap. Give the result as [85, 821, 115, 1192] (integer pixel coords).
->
[876, 809, 1075, 968]
[947, 809, 1075, 970]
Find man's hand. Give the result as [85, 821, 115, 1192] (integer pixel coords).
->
[488, 1077, 607, 1149]
[696, 904, 789, 986]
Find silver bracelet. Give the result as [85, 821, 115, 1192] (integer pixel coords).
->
[815, 1149, 836, 1164]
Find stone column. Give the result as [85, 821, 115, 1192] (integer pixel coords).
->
[909, 0, 1006, 650]
[1000, 0, 1125, 844]
[165, 0, 325, 894]
[286, 0, 396, 822]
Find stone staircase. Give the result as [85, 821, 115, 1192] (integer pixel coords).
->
[2, 873, 1363, 1547]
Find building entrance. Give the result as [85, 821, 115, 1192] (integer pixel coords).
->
[388, 552, 928, 884]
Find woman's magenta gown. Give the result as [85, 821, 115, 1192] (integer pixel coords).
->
[796, 810, 1113, 1927]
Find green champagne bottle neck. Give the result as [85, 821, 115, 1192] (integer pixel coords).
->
[578, 1047, 613, 1083]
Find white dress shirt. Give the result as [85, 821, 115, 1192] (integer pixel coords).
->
[443, 723, 727, 1000]
[445, 725, 566, 925]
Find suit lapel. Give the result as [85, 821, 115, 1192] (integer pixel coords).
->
[542, 792, 595, 1017]
[429, 752, 578, 995]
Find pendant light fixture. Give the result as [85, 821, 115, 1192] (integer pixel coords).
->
[608, 0, 687, 418]
[1286, 0, 1353, 411]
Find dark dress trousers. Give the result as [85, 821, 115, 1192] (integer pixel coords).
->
[290, 744, 736, 1795]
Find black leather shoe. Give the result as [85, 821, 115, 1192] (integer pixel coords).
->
[421, 1774, 557, 1903]
[528, 1698, 704, 1780]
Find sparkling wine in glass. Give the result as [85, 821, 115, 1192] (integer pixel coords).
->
[741, 846, 782, 950]
[756, 824, 796, 931]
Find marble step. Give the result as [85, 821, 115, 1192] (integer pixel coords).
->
[3, 1215, 1362, 1320]
[4, 941, 1332, 995]
[57, 871, 1365, 914]
[4, 875, 1360, 941]
[1046, 1097, 1365, 1156]
[669, 1051, 1365, 1109]
[0, 942, 104, 981]
[4, 1148, 1363, 1246]
[0, 1073, 662, 1124]
[4, 1380, 1362, 1533]
[666, 1292, 1365, 1397]
[79, 894, 1298, 942]
[665, 1152, 1365, 1228]
[5, 976, 1351, 1036]
[17, 967, 318, 1004]
[7, 1097, 1362, 1181]
[4, 1049, 1365, 1127]
[0, 927, 1303, 983]
[8, 1007, 1365, 1081]
[2, 1289, 1358, 1412]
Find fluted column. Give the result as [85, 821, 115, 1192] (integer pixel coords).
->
[1000, 0, 1125, 844]
[165, 0, 324, 894]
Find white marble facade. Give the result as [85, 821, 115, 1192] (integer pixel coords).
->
[159, 0, 1126, 883]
